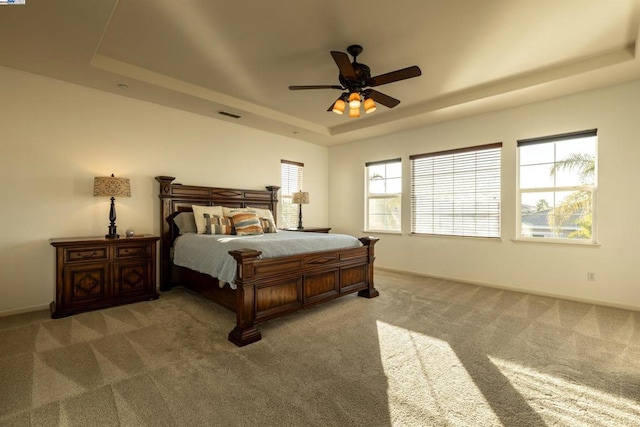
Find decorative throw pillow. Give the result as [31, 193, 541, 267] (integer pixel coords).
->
[247, 206, 277, 228]
[259, 217, 277, 233]
[192, 205, 224, 234]
[230, 211, 264, 236]
[173, 212, 197, 234]
[204, 214, 234, 235]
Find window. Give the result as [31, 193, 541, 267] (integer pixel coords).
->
[365, 158, 402, 232]
[280, 160, 303, 228]
[517, 129, 597, 243]
[411, 143, 501, 238]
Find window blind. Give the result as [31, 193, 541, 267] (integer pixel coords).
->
[517, 129, 597, 147]
[365, 158, 402, 167]
[410, 143, 501, 238]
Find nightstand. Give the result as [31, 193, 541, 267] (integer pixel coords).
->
[50, 235, 160, 318]
[281, 227, 331, 233]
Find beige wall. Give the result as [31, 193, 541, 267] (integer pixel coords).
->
[0, 66, 329, 315]
[329, 80, 640, 310]
[3, 63, 639, 314]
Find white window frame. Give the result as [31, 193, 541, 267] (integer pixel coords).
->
[410, 143, 502, 238]
[280, 160, 303, 229]
[516, 129, 597, 244]
[365, 158, 402, 233]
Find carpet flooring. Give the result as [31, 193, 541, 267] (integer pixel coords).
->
[1, 269, 639, 426]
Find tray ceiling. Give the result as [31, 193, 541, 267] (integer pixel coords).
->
[1, 0, 638, 146]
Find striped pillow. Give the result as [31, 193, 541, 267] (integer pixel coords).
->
[259, 217, 277, 233]
[192, 205, 224, 234]
[204, 214, 234, 235]
[231, 212, 263, 236]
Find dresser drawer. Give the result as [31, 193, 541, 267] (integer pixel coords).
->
[115, 243, 151, 259]
[64, 246, 109, 263]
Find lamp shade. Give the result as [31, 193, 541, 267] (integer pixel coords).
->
[332, 99, 346, 115]
[349, 107, 360, 118]
[292, 191, 309, 205]
[93, 175, 131, 197]
[348, 92, 361, 109]
[364, 97, 377, 114]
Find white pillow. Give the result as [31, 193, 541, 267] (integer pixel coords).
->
[191, 205, 224, 234]
[222, 206, 250, 217]
[247, 206, 277, 227]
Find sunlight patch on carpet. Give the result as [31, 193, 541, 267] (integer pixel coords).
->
[376, 320, 502, 425]
[490, 356, 640, 425]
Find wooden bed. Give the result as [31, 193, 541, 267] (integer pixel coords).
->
[155, 176, 379, 346]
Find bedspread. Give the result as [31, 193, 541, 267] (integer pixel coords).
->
[172, 231, 362, 288]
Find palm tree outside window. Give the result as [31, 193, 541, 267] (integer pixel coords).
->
[517, 129, 597, 243]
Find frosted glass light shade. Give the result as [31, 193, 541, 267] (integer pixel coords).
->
[364, 97, 376, 114]
[348, 92, 361, 109]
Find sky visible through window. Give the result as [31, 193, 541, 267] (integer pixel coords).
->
[367, 160, 401, 232]
[520, 136, 596, 208]
[368, 162, 402, 194]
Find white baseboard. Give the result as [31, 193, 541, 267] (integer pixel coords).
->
[376, 265, 640, 312]
[0, 303, 50, 318]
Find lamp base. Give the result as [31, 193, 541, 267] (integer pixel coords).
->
[297, 204, 303, 229]
[106, 224, 119, 239]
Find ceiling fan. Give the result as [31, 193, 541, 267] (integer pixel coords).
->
[288, 44, 422, 116]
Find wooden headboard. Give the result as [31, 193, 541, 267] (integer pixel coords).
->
[155, 176, 280, 290]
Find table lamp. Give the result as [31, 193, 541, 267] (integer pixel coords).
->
[291, 191, 309, 229]
[93, 174, 131, 238]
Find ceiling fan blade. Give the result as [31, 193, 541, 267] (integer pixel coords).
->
[367, 89, 401, 108]
[367, 65, 422, 87]
[289, 85, 343, 90]
[330, 51, 356, 79]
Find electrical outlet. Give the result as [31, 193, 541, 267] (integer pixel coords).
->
[587, 272, 595, 281]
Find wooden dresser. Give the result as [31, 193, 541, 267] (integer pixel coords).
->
[50, 235, 160, 318]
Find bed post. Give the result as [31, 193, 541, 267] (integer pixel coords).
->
[265, 185, 280, 227]
[227, 248, 263, 346]
[357, 236, 379, 298]
[155, 176, 176, 291]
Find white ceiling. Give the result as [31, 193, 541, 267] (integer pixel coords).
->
[1, 0, 639, 146]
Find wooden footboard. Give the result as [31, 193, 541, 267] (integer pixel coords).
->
[227, 237, 378, 346]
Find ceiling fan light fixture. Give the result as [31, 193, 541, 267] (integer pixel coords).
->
[332, 99, 346, 115]
[289, 45, 420, 117]
[364, 97, 376, 114]
[348, 92, 361, 109]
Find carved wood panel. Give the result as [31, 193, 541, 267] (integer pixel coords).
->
[63, 263, 109, 305]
